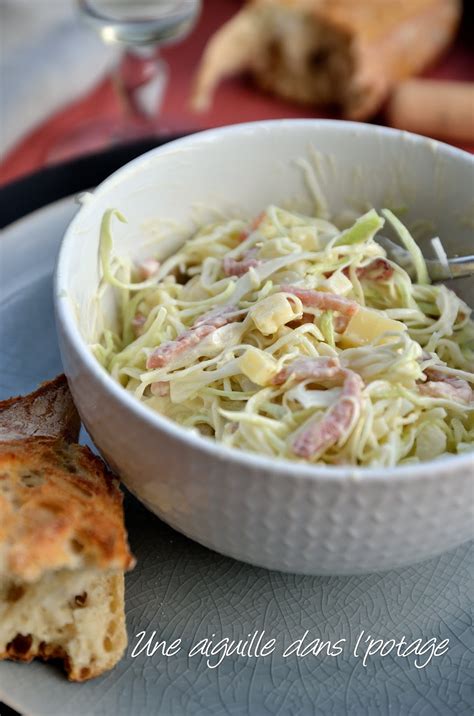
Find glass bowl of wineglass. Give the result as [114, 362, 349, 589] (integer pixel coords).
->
[50, 0, 201, 160]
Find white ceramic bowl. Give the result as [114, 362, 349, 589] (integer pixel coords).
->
[55, 120, 474, 575]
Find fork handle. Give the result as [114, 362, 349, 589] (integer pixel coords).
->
[429, 255, 474, 281]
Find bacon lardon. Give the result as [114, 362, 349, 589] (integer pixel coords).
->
[146, 305, 239, 370]
[343, 258, 394, 282]
[419, 368, 473, 404]
[236, 212, 265, 243]
[192, 304, 239, 328]
[137, 258, 160, 279]
[223, 249, 260, 277]
[291, 369, 364, 460]
[271, 357, 341, 386]
[132, 313, 147, 336]
[280, 285, 359, 318]
[151, 381, 170, 397]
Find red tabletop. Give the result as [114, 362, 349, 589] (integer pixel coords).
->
[1, 0, 473, 185]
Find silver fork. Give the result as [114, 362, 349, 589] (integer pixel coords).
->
[376, 236, 474, 284]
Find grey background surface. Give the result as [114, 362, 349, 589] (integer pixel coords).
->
[0, 199, 472, 716]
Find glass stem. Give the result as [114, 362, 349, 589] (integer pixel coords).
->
[113, 46, 169, 127]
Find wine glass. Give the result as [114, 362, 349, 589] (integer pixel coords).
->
[49, 0, 201, 161]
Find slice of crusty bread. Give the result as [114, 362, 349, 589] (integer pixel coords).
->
[0, 379, 135, 681]
[0, 375, 81, 442]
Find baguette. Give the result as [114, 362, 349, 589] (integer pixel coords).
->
[193, 0, 461, 120]
[0, 378, 135, 681]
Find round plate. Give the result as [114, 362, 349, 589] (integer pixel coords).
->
[0, 188, 472, 716]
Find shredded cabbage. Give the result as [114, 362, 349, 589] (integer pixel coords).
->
[94, 202, 474, 468]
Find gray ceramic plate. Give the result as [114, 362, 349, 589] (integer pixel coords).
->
[0, 198, 472, 716]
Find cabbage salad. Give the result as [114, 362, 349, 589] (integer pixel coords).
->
[93, 204, 474, 467]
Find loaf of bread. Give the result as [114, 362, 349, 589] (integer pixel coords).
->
[0, 377, 135, 681]
[193, 0, 461, 120]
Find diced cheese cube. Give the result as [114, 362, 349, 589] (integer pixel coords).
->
[289, 226, 321, 251]
[340, 307, 406, 347]
[250, 294, 299, 335]
[323, 272, 353, 296]
[239, 347, 277, 386]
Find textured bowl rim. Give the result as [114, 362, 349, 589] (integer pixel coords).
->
[55, 119, 474, 483]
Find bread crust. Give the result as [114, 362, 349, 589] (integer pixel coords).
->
[0, 375, 81, 442]
[0, 438, 135, 583]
